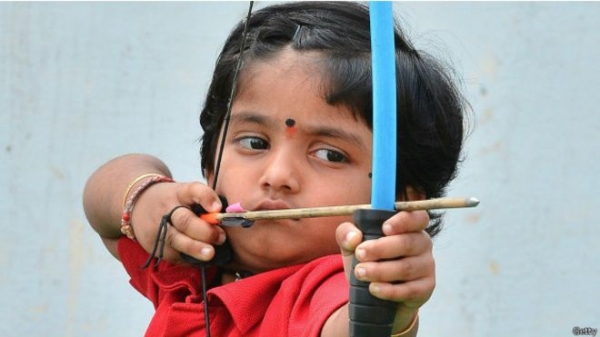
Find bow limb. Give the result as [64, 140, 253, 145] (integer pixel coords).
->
[370, 1, 397, 211]
[348, 2, 398, 337]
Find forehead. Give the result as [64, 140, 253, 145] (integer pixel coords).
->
[229, 49, 372, 146]
[235, 47, 372, 128]
[232, 49, 362, 127]
[237, 48, 324, 96]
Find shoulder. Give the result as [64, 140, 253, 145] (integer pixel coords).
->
[265, 255, 348, 337]
[283, 254, 345, 290]
[207, 255, 347, 336]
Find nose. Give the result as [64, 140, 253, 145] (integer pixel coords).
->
[258, 147, 300, 195]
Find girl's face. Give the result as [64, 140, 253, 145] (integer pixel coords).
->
[209, 49, 373, 273]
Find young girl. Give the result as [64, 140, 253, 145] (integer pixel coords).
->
[83, 2, 467, 336]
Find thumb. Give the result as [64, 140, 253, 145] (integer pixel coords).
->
[335, 221, 363, 281]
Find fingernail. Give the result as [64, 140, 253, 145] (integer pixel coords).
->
[382, 223, 392, 235]
[356, 247, 366, 260]
[345, 230, 357, 244]
[201, 247, 212, 258]
[355, 267, 366, 278]
[343, 230, 358, 251]
[211, 201, 222, 212]
[218, 231, 227, 244]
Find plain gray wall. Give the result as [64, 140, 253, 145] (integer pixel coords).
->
[1, 2, 599, 336]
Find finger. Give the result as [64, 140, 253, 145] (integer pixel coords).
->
[354, 253, 435, 283]
[368, 276, 436, 304]
[335, 222, 363, 280]
[176, 182, 222, 213]
[381, 210, 429, 236]
[355, 231, 432, 262]
[165, 224, 217, 262]
[336, 221, 363, 256]
[169, 206, 226, 245]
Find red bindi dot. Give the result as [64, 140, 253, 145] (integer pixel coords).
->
[285, 118, 297, 137]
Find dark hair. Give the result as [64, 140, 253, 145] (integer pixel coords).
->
[199, 1, 467, 237]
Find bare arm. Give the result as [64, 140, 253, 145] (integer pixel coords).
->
[82, 154, 172, 259]
[321, 303, 418, 337]
[83, 153, 225, 264]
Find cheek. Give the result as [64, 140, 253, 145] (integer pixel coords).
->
[339, 169, 372, 197]
[311, 176, 371, 206]
[213, 161, 256, 198]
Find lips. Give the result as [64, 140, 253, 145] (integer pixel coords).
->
[252, 199, 292, 212]
[251, 199, 301, 222]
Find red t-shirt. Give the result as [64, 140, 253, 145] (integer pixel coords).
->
[118, 238, 348, 337]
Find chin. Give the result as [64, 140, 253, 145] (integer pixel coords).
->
[226, 224, 339, 271]
[234, 250, 306, 272]
[233, 243, 339, 273]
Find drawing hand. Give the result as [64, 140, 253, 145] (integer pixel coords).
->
[132, 181, 226, 264]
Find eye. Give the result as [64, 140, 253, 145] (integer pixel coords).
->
[238, 136, 269, 150]
[314, 149, 349, 163]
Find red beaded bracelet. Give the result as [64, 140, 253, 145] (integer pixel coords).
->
[121, 175, 175, 240]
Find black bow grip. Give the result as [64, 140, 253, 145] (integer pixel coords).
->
[349, 209, 397, 337]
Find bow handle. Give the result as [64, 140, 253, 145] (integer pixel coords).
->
[349, 209, 397, 337]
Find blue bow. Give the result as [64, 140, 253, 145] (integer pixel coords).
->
[348, 2, 398, 336]
[370, 1, 397, 211]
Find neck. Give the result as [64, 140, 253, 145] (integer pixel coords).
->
[220, 269, 254, 284]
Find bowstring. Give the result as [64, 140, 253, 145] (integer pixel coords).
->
[211, 1, 254, 191]
[202, 2, 254, 337]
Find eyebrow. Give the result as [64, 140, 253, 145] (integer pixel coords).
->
[229, 111, 369, 151]
[304, 124, 369, 152]
[229, 112, 272, 128]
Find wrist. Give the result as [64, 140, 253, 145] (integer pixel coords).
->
[390, 310, 418, 337]
[121, 173, 164, 207]
[121, 174, 175, 240]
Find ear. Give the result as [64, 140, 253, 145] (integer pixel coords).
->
[406, 186, 426, 201]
